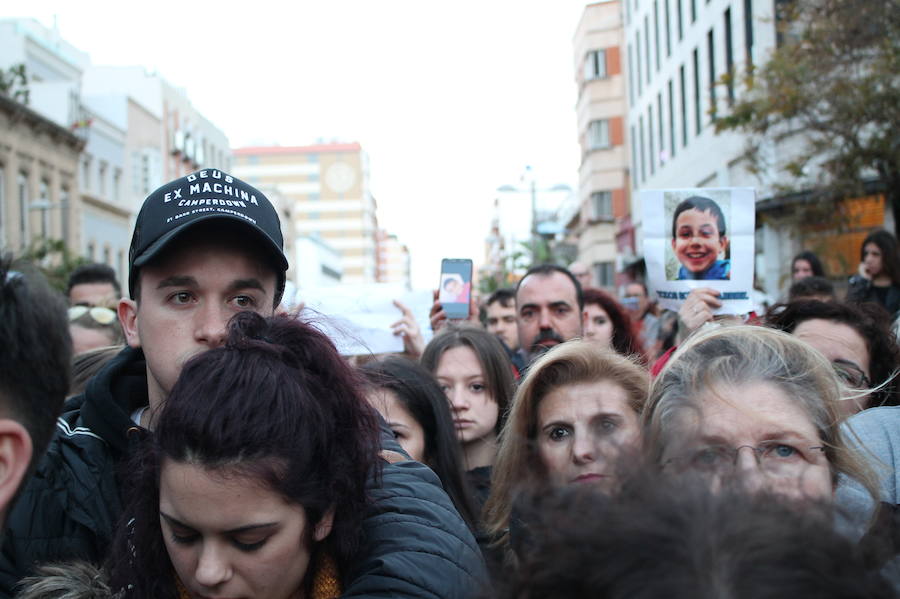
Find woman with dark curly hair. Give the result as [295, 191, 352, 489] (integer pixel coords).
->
[581, 288, 644, 361]
[107, 313, 381, 599]
[847, 229, 900, 317]
[766, 300, 900, 414]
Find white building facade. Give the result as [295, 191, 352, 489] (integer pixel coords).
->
[624, 0, 780, 289]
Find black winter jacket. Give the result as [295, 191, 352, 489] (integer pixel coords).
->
[847, 275, 900, 317]
[0, 347, 487, 598]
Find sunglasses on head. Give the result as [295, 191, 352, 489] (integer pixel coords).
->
[68, 305, 117, 326]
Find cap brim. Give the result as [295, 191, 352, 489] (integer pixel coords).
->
[132, 213, 288, 272]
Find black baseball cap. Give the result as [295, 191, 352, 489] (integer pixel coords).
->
[128, 169, 288, 299]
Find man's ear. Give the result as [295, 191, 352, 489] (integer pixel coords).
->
[0, 420, 32, 518]
[118, 298, 141, 349]
[719, 235, 729, 256]
[313, 505, 336, 542]
[582, 309, 590, 330]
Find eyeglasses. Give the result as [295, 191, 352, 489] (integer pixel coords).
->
[665, 442, 826, 478]
[68, 305, 117, 326]
[833, 359, 871, 389]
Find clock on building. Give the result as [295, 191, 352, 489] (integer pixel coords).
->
[325, 161, 357, 193]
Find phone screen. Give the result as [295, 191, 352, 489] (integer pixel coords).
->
[439, 258, 473, 320]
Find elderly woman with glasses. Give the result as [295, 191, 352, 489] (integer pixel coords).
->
[766, 300, 900, 415]
[643, 325, 877, 503]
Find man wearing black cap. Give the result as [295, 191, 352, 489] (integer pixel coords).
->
[0, 170, 485, 597]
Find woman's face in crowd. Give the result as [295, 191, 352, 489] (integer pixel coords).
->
[671, 208, 728, 274]
[160, 460, 332, 599]
[863, 243, 883, 278]
[436, 345, 499, 446]
[792, 259, 814, 280]
[662, 381, 832, 501]
[536, 379, 640, 492]
[793, 318, 871, 416]
[368, 388, 426, 462]
[583, 304, 614, 348]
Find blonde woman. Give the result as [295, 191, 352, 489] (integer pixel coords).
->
[483, 340, 648, 557]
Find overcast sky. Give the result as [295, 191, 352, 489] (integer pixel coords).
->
[9, 1, 590, 288]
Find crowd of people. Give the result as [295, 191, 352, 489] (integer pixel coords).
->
[2, 169, 900, 598]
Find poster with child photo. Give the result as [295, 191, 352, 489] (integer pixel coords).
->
[642, 187, 755, 314]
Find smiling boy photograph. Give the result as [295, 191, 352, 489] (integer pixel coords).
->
[666, 195, 731, 281]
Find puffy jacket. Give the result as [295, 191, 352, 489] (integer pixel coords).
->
[0, 346, 487, 598]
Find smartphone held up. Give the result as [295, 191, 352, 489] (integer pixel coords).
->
[439, 258, 473, 320]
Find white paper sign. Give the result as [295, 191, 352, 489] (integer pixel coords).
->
[642, 187, 756, 314]
[295, 284, 434, 356]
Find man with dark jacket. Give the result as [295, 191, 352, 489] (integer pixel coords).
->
[0, 170, 486, 597]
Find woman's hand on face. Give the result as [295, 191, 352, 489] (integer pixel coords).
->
[858, 262, 872, 280]
[678, 288, 721, 336]
[392, 300, 426, 359]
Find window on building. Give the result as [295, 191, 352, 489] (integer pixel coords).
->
[664, 0, 672, 56]
[82, 157, 91, 193]
[38, 179, 50, 239]
[627, 44, 635, 102]
[668, 79, 677, 158]
[17, 172, 28, 248]
[644, 16, 651, 85]
[103, 246, 111, 266]
[708, 28, 717, 122]
[724, 7, 735, 104]
[584, 49, 608, 80]
[648, 106, 655, 176]
[591, 191, 613, 220]
[638, 115, 646, 182]
[87, 242, 95, 261]
[653, 0, 661, 71]
[141, 153, 150, 195]
[118, 250, 125, 284]
[588, 120, 611, 150]
[690, 0, 697, 23]
[593, 262, 615, 288]
[630, 125, 638, 189]
[745, 0, 754, 67]
[680, 64, 688, 147]
[99, 161, 107, 197]
[636, 31, 643, 96]
[60, 187, 70, 246]
[693, 48, 701, 135]
[113, 168, 122, 202]
[677, 0, 684, 40]
[658, 92, 665, 162]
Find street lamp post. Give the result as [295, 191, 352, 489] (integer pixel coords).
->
[497, 168, 573, 269]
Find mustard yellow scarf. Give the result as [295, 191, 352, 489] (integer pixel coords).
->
[176, 551, 340, 599]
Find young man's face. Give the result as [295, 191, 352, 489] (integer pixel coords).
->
[671, 208, 728, 274]
[119, 238, 278, 417]
[485, 300, 519, 351]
